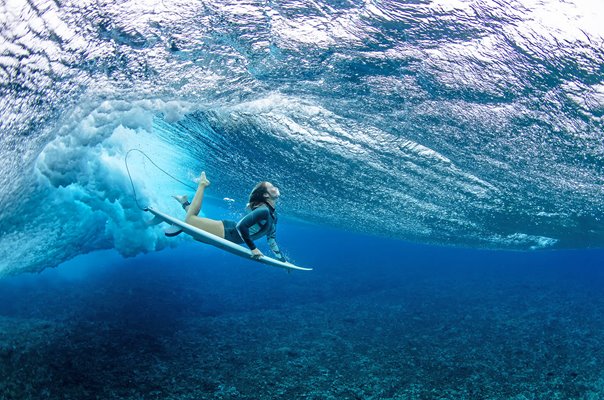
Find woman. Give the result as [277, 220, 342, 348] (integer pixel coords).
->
[173, 172, 287, 262]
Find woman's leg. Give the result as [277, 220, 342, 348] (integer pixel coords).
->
[183, 172, 225, 238]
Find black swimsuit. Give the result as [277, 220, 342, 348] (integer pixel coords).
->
[223, 220, 244, 244]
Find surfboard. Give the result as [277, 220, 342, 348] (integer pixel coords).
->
[145, 207, 312, 271]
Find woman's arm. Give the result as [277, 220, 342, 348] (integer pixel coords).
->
[267, 234, 287, 262]
[267, 224, 286, 262]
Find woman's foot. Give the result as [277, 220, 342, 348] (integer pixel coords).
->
[172, 195, 190, 210]
[172, 194, 189, 205]
[198, 171, 210, 187]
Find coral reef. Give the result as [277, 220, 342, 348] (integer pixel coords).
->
[1, 273, 603, 399]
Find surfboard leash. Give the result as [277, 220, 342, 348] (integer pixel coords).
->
[124, 148, 197, 211]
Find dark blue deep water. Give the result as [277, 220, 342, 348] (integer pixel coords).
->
[1, 221, 604, 399]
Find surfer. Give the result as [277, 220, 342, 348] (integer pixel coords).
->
[173, 172, 287, 262]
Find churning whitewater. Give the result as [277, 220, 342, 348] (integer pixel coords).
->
[1, 0, 603, 275]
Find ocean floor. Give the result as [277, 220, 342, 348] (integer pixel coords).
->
[1, 246, 604, 399]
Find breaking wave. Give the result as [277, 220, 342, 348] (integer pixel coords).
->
[1, 0, 603, 275]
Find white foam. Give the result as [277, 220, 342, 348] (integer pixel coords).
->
[489, 233, 558, 250]
[0, 98, 196, 276]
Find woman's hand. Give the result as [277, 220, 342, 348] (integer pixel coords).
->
[251, 248, 263, 259]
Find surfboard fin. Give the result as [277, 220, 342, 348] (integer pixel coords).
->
[164, 225, 183, 237]
[146, 215, 164, 226]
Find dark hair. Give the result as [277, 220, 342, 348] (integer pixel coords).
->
[247, 181, 270, 210]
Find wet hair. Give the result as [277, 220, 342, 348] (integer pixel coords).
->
[247, 181, 271, 210]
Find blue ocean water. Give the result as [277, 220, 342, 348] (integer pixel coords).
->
[1, 0, 604, 398]
[1, 228, 604, 398]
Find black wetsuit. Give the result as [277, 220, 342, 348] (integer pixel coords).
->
[222, 203, 286, 262]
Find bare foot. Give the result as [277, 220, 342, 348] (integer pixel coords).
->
[172, 194, 189, 206]
[198, 171, 210, 187]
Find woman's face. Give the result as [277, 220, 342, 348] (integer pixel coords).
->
[266, 182, 280, 200]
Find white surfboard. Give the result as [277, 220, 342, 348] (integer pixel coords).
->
[145, 207, 312, 272]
